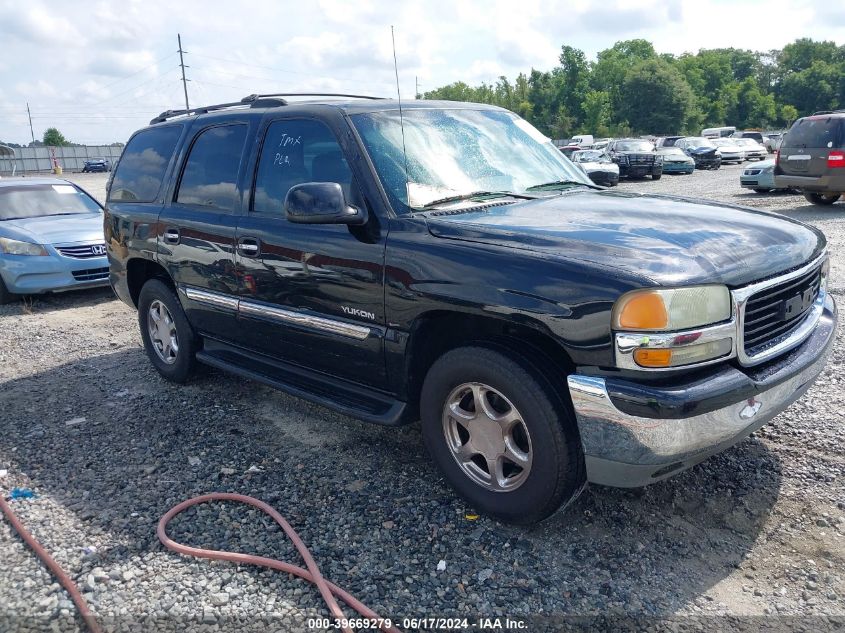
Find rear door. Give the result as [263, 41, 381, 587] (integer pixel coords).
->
[233, 115, 388, 388]
[780, 116, 843, 177]
[157, 120, 251, 339]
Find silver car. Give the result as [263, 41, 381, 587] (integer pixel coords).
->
[735, 138, 768, 161]
[712, 138, 745, 163]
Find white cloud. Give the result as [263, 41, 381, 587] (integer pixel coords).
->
[0, 0, 841, 144]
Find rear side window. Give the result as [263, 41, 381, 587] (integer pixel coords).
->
[176, 124, 248, 211]
[784, 117, 842, 149]
[108, 125, 182, 203]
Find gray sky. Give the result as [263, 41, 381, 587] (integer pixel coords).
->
[0, 0, 842, 145]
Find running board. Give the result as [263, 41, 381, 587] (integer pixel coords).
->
[196, 341, 409, 426]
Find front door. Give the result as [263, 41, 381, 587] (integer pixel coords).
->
[158, 122, 250, 339]
[234, 117, 387, 388]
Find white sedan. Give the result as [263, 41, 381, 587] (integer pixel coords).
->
[734, 138, 768, 161]
[712, 138, 745, 163]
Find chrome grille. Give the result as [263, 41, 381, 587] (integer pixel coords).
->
[55, 244, 107, 259]
[71, 267, 109, 282]
[742, 264, 822, 354]
[628, 154, 655, 165]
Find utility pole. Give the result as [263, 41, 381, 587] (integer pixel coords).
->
[415, 76, 420, 99]
[178, 33, 190, 111]
[26, 102, 35, 144]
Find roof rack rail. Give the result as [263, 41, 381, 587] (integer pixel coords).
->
[241, 93, 386, 103]
[150, 100, 246, 124]
[811, 109, 845, 116]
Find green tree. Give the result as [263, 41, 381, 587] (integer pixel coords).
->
[779, 60, 842, 115]
[581, 90, 612, 136]
[43, 128, 69, 147]
[618, 59, 695, 134]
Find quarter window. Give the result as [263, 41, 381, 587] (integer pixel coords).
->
[108, 125, 182, 203]
[253, 119, 353, 214]
[176, 124, 248, 211]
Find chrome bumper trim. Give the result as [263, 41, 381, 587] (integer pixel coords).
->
[183, 286, 240, 311]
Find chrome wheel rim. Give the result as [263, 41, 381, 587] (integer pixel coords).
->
[441, 382, 533, 492]
[147, 300, 179, 365]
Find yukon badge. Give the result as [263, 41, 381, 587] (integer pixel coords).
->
[341, 306, 375, 321]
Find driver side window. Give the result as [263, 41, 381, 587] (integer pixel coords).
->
[252, 119, 353, 214]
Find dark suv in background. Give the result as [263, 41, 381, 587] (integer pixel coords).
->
[775, 110, 845, 206]
[606, 138, 662, 179]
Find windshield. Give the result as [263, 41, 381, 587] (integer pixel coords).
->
[613, 140, 654, 152]
[0, 184, 101, 221]
[573, 150, 602, 162]
[351, 108, 591, 211]
[658, 147, 685, 156]
[736, 138, 760, 147]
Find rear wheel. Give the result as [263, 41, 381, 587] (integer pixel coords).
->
[804, 192, 841, 206]
[138, 279, 199, 383]
[420, 346, 584, 524]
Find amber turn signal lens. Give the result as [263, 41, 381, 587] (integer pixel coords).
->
[616, 292, 669, 330]
[633, 348, 673, 367]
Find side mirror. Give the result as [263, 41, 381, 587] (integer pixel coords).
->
[284, 182, 367, 225]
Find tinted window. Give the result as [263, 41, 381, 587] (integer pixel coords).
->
[0, 184, 101, 220]
[784, 117, 843, 149]
[109, 125, 182, 203]
[176, 124, 247, 210]
[253, 119, 352, 214]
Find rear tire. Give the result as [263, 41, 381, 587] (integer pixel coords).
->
[803, 192, 841, 206]
[420, 346, 585, 524]
[137, 279, 199, 383]
[0, 277, 16, 305]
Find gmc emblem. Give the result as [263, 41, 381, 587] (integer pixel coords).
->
[778, 287, 815, 321]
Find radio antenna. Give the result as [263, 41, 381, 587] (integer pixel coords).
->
[391, 26, 410, 193]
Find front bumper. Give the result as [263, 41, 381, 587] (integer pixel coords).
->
[692, 156, 721, 169]
[0, 253, 109, 294]
[662, 162, 695, 174]
[586, 170, 619, 187]
[567, 292, 837, 488]
[740, 172, 775, 189]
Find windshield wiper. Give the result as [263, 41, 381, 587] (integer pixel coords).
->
[419, 190, 538, 210]
[525, 179, 597, 191]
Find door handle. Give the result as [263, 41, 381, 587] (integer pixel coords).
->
[237, 237, 261, 257]
[163, 228, 180, 244]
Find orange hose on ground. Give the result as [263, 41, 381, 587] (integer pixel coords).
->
[0, 494, 103, 633]
[157, 492, 401, 633]
[2, 490, 400, 633]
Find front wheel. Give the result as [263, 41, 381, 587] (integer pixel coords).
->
[0, 277, 17, 305]
[420, 346, 585, 524]
[753, 188, 771, 194]
[804, 192, 841, 206]
[137, 279, 199, 383]
[652, 173, 662, 180]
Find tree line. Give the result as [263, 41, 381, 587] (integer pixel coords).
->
[421, 38, 845, 139]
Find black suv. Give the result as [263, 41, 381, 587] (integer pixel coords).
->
[105, 95, 836, 523]
[82, 158, 111, 173]
[775, 110, 845, 206]
[606, 138, 662, 179]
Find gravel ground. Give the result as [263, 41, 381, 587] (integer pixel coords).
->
[1, 168, 843, 632]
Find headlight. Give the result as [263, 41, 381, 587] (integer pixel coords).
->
[655, 155, 663, 164]
[613, 286, 734, 369]
[0, 237, 48, 256]
[613, 286, 731, 331]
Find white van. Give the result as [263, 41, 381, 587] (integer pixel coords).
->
[702, 126, 736, 139]
[570, 134, 594, 148]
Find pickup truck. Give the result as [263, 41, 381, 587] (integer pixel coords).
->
[104, 95, 837, 524]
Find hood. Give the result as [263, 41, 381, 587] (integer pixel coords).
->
[0, 213, 105, 246]
[580, 161, 618, 172]
[424, 190, 825, 288]
[687, 146, 717, 154]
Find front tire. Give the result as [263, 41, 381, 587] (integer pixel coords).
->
[803, 192, 841, 206]
[0, 277, 16, 305]
[420, 346, 584, 524]
[137, 279, 199, 383]
[652, 173, 662, 180]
